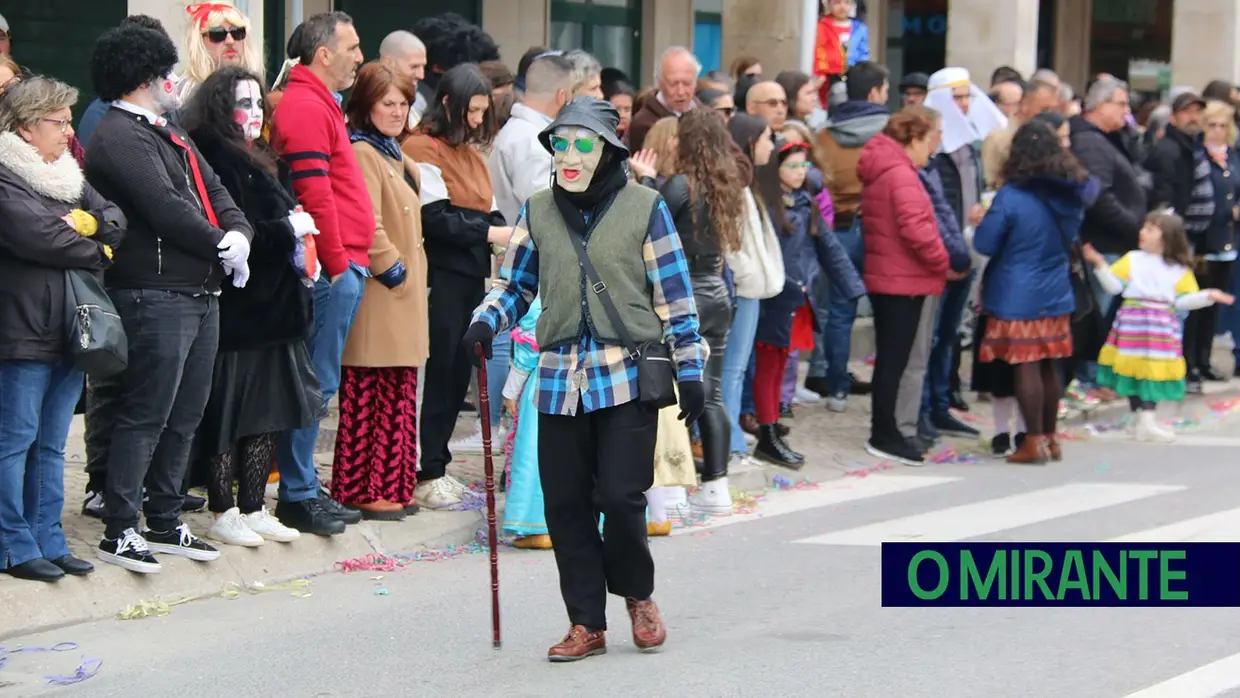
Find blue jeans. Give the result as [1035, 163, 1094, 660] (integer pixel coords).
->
[807, 276, 832, 378]
[723, 298, 760, 453]
[823, 222, 866, 395]
[1076, 252, 1123, 386]
[487, 330, 512, 427]
[277, 265, 365, 503]
[922, 272, 975, 416]
[742, 350, 756, 415]
[0, 360, 82, 568]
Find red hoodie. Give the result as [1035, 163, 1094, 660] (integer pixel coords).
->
[857, 133, 949, 296]
[270, 64, 374, 278]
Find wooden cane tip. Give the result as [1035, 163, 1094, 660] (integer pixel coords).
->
[492, 641, 502, 650]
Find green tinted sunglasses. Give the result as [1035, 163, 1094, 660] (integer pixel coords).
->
[781, 161, 811, 170]
[550, 135, 600, 154]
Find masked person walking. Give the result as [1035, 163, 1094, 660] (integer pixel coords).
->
[465, 97, 707, 662]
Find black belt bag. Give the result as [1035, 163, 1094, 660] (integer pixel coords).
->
[566, 229, 677, 409]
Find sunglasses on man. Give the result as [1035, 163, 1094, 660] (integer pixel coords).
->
[203, 27, 247, 44]
[549, 134, 601, 154]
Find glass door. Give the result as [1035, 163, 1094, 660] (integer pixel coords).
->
[549, 0, 642, 81]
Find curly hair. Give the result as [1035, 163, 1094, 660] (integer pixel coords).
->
[675, 109, 745, 252]
[180, 66, 277, 176]
[412, 13, 500, 75]
[91, 26, 178, 102]
[1001, 120, 1087, 185]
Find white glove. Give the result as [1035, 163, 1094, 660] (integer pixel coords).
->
[218, 230, 251, 265]
[230, 261, 250, 288]
[288, 211, 318, 238]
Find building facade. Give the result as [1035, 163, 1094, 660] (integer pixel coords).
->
[5, 0, 1239, 113]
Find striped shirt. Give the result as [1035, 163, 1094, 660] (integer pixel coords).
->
[473, 196, 708, 416]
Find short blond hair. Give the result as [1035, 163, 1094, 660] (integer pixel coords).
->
[181, 2, 265, 93]
[1204, 99, 1238, 146]
[0, 76, 78, 132]
[645, 116, 679, 177]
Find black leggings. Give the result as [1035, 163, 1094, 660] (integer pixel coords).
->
[207, 432, 278, 515]
[692, 273, 733, 482]
[1184, 260, 1233, 372]
[1013, 359, 1062, 436]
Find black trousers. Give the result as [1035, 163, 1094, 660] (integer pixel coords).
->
[1184, 260, 1234, 371]
[420, 269, 487, 481]
[869, 294, 927, 445]
[692, 273, 732, 482]
[538, 400, 658, 630]
[84, 380, 116, 494]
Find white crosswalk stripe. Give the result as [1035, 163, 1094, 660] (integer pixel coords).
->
[1107, 508, 1240, 543]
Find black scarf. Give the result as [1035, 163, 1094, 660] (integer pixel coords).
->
[348, 127, 403, 162]
[551, 151, 629, 236]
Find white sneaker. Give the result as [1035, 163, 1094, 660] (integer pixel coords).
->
[689, 478, 733, 516]
[443, 473, 472, 494]
[207, 508, 265, 547]
[663, 486, 688, 520]
[794, 386, 822, 405]
[243, 507, 301, 543]
[415, 478, 464, 509]
[826, 393, 848, 413]
[1135, 411, 1175, 443]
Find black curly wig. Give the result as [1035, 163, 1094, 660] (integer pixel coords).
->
[411, 13, 500, 77]
[90, 26, 178, 102]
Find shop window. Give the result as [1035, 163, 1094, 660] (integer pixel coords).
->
[1089, 0, 1171, 94]
[694, 0, 722, 73]
[549, 0, 641, 80]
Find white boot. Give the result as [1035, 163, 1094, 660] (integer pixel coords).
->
[689, 477, 733, 516]
[663, 486, 688, 520]
[1135, 411, 1175, 443]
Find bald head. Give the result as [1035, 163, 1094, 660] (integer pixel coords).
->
[379, 31, 426, 88]
[746, 80, 788, 129]
[656, 46, 699, 113]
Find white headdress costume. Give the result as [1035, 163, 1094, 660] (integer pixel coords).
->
[925, 67, 1008, 154]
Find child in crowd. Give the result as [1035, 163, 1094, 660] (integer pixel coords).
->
[501, 299, 549, 549]
[1085, 212, 1235, 443]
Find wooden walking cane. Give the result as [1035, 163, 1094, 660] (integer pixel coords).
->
[473, 344, 503, 649]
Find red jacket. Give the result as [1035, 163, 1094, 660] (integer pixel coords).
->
[270, 65, 374, 278]
[857, 133, 949, 296]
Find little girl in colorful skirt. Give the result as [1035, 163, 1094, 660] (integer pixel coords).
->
[501, 298, 549, 549]
[1084, 212, 1235, 443]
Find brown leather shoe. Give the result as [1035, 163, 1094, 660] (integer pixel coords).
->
[626, 598, 667, 652]
[1007, 434, 1048, 465]
[547, 625, 606, 662]
[1047, 434, 1062, 462]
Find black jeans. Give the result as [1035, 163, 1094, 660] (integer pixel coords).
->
[96, 290, 219, 538]
[83, 379, 116, 494]
[1184, 260, 1234, 371]
[538, 400, 658, 630]
[692, 272, 732, 482]
[869, 294, 927, 446]
[420, 269, 486, 482]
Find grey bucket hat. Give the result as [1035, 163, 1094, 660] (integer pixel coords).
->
[538, 96, 629, 159]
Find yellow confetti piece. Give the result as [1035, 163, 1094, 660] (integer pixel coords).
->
[116, 596, 199, 620]
[117, 579, 312, 620]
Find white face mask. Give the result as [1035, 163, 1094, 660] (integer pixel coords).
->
[234, 79, 263, 141]
[150, 73, 181, 114]
[551, 126, 605, 193]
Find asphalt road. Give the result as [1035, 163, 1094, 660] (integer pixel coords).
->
[6, 409, 1240, 698]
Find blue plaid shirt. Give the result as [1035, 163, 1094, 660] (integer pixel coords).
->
[473, 195, 707, 416]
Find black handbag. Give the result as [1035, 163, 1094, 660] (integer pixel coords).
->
[1040, 196, 1098, 323]
[564, 227, 678, 409]
[64, 269, 128, 378]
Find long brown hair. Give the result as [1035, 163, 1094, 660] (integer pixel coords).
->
[676, 109, 745, 251]
[1146, 211, 1195, 268]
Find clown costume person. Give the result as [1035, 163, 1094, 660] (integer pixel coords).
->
[177, 3, 265, 104]
[464, 97, 707, 662]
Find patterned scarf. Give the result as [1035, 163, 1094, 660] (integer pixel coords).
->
[1184, 147, 1216, 234]
[348, 127, 402, 162]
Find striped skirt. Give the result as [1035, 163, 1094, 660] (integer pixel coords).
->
[1097, 300, 1186, 402]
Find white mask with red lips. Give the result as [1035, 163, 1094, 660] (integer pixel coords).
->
[150, 73, 181, 115]
[234, 79, 263, 142]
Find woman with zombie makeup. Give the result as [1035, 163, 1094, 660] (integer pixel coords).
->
[402, 63, 512, 510]
[181, 66, 318, 547]
[177, 2, 265, 104]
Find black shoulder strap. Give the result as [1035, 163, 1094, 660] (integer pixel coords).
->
[563, 226, 642, 359]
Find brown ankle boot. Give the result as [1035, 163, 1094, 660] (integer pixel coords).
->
[1006, 434, 1048, 465]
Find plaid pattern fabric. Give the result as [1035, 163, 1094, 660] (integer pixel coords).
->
[473, 195, 707, 416]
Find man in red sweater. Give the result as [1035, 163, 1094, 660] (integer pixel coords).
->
[269, 11, 370, 536]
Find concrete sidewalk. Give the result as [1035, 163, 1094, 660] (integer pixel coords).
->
[1, 328, 1233, 640]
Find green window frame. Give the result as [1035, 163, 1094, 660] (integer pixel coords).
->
[549, 0, 642, 81]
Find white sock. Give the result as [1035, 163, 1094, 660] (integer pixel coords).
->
[993, 397, 1014, 434]
[646, 487, 668, 524]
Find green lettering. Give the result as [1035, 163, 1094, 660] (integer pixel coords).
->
[1009, 546, 1020, 600]
[1092, 549, 1127, 600]
[908, 551, 949, 600]
[961, 550, 1005, 600]
[1057, 550, 1091, 600]
[1023, 550, 1055, 599]
[1129, 550, 1158, 600]
[1159, 550, 1188, 601]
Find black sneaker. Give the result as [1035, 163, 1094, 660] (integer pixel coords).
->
[275, 498, 346, 536]
[803, 377, 831, 398]
[143, 523, 221, 562]
[865, 437, 925, 466]
[82, 491, 105, 519]
[848, 373, 872, 396]
[317, 491, 362, 524]
[932, 411, 980, 437]
[97, 528, 162, 574]
[990, 433, 1012, 457]
[1186, 369, 1205, 395]
[909, 434, 934, 455]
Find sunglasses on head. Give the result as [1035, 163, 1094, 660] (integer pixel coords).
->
[204, 27, 246, 43]
[549, 134, 600, 154]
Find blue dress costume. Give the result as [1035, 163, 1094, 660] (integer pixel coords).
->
[501, 298, 547, 538]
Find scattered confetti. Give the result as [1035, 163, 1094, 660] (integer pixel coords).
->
[926, 445, 983, 464]
[374, 588, 389, 596]
[0, 642, 100, 686]
[220, 579, 312, 600]
[118, 579, 312, 619]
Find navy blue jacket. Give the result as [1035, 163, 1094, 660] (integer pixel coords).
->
[919, 168, 971, 273]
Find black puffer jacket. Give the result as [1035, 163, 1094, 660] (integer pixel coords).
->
[0, 132, 125, 363]
[1069, 116, 1147, 255]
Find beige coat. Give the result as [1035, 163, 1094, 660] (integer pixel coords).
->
[341, 142, 429, 368]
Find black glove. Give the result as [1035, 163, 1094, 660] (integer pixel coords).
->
[374, 260, 407, 289]
[676, 380, 706, 426]
[462, 322, 495, 369]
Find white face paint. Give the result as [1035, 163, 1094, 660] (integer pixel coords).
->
[552, 126, 605, 193]
[150, 73, 181, 114]
[233, 79, 264, 142]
